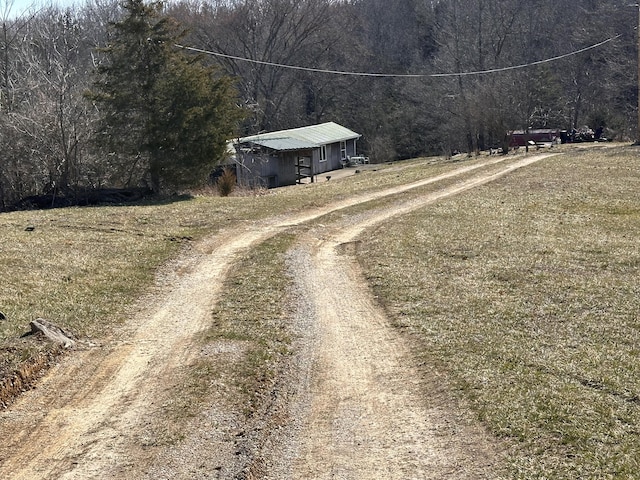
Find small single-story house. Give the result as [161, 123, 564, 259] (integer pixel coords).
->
[232, 122, 361, 188]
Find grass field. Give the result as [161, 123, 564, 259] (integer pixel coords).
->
[357, 145, 640, 478]
[1, 145, 639, 477]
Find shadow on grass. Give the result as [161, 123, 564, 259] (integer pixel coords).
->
[8, 188, 193, 212]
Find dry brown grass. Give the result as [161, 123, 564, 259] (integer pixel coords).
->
[199, 233, 296, 415]
[356, 145, 640, 478]
[0, 154, 466, 402]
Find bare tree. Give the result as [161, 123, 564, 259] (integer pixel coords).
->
[0, 2, 103, 209]
[0, 2, 40, 208]
[16, 8, 95, 196]
[174, 0, 345, 133]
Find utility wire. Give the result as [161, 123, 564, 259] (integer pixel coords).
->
[175, 34, 622, 78]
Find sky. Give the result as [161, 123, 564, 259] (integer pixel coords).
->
[3, 0, 78, 18]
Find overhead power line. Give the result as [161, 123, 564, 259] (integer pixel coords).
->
[175, 34, 622, 78]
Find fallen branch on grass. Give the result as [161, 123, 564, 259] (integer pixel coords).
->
[28, 319, 76, 348]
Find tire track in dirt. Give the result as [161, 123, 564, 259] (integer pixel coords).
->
[262, 153, 555, 479]
[0, 153, 553, 479]
[288, 242, 469, 479]
[0, 228, 280, 480]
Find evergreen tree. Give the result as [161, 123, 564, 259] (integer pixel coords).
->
[88, 0, 240, 192]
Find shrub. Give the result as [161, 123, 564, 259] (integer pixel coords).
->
[217, 168, 237, 197]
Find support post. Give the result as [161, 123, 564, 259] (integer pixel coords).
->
[637, 3, 640, 142]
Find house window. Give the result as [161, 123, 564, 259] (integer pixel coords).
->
[320, 145, 327, 162]
[340, 141, 347, 160]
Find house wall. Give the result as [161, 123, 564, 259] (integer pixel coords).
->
[236, 151, 301, 188]
[235, 152, 278, 188]
[508, 130, 561, 147]
[312, 139, 357, 174]
[278, 152, 300, 185]
[236, 139, 358, 188]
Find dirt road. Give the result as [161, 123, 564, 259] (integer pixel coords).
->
[0, 154, 554, 479]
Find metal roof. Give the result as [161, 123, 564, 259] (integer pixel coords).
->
[246, 137, 317, 151]
[237, 122, 360, 152]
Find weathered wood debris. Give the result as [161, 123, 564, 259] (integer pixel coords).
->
[29, 319, 76, 348]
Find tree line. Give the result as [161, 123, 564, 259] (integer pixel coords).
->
[0, 0, 636, 209]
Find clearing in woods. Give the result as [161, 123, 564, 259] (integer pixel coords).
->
[0, 154, 553, 479]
